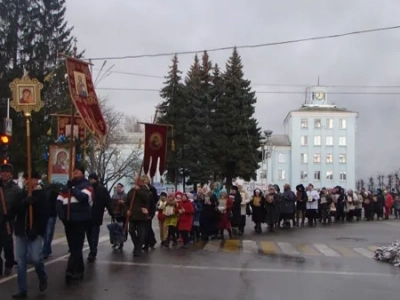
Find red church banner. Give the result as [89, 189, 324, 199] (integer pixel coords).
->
[65, 57, 107, 137]
[57, 114, 86, 141]
[143, 123, 168, 178]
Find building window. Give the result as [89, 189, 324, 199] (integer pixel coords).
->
[339, 154, 346, 163]
[313, 153, 321, 163]
[326, 136, 333, 146]
[326, 171, 333, 181]
[314, 171, 321, 181]
[314, 119, 321, 128]
[301, 153, 308, 163]
[339, 136, 347, 146]
[301, 136, 308, 146]
[339, 172, 347, 181]
[326, 118, 333, 129]
[278, 153, 285, 163]
[301, 118, 308, 129]
[314, 135, 321, 146]
[278, 169, 286, 180]
[300, 171, 308, 181]
[326, 154, 333, 163]
[339, 119, 347, 129]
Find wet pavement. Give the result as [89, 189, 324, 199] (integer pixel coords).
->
[1, 218, 400, 299]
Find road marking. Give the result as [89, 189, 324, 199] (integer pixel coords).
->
[203, 240, 220, 252]
[368, 246, 378, 252]
[242, 240, 258, 253]
[260, 241, 278, 255]
[380, 221, 400, 227]
[0, 234, 109, 285]
[313, 244, 340, 257]
[353, 247, 374, 258]
[277, 242, 300, 256]
[330, 245, 358, 257]
[297, 244, 320, 256]
[222, 239, 240, 253]
[92, 260, 400, 278]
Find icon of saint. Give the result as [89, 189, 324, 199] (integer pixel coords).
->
[76, 75, 88, 97]
[19, 89, 34, 104]
[52, 151, 68, 174]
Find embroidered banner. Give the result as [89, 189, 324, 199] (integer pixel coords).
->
[143, 123, 168, 178]
[65, 57, 107, 137]
[57, 115, 86, 141]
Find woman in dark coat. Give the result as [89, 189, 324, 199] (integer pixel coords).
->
[230, 186, 243, 235]
[247, 189, 265, 233]
[295, 184, 307, 226]
[280, 184, 296, 228]
[265, 186, 280, 232]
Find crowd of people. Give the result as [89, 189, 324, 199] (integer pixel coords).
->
[1, 161, 400, 299]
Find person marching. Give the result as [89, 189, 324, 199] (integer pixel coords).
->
[12, 172, 49, 299]
[86, 173, 114, 262]
[0, 163, 21, 277]
[57, 165, 93, 283]
[111, 183, 128, 249]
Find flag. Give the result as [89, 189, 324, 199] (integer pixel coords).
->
[65, 57, 107, 137]
[143, 123, 168, 178]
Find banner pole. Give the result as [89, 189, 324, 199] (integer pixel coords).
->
[124, 108, 158, 232]
[67, 41, 78, 221]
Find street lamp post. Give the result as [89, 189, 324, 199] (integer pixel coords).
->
[263, 130, 273, 190]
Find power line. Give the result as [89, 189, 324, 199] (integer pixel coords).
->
[89, 25, 400, 61]
[95, 87, 400, 95]
[93, 68, 164, 79]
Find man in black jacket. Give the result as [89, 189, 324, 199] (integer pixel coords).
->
[12, 172, 49, 299]
[126, 176, 151, 257]
[57, 165, 93, 283]
[87, 173, 113, 262]
[0, 163, 21, 277]
[42, 183, 61, 259]
[142, 176, 157, 251]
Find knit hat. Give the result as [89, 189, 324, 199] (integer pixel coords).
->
[160, 192, 167, 197]
[88, 173, 98, 181]
[0, 163, 13, 173]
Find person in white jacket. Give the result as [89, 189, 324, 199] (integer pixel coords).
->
[306, 184, 319, 226]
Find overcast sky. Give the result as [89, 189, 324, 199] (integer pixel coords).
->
[66, 0, 400, 181]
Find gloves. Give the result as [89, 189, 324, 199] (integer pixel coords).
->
[23, 196, 36, 205]
[67, 180, 73, 189]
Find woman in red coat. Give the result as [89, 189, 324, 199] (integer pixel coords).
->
[177, 193, 194, 248]
[217, 191, 234, 239]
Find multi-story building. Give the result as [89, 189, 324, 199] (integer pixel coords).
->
[260, 86, 358, 190]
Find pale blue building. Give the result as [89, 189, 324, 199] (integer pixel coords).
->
[262, 86, 358, 190]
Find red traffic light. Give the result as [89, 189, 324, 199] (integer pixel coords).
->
[0, 135, 10, 144]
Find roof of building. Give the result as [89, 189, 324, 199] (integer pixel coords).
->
[290, 105, 356, 113]
[269, 134, 291, 147]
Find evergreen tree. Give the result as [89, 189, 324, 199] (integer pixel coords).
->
[158, 55, 188, 187]
[214, 48, 261, 189]
[0, 0, 76, 173]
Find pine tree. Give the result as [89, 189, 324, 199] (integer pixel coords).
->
[214, 47, 261, 189]
[158, 55, 188, 187]
[183, 53, 214, 187]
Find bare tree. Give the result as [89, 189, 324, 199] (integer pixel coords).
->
[86, 100, 142, 193]
[123, 115, 143, 133]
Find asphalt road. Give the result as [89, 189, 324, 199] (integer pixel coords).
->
[1, 217, 400, 300]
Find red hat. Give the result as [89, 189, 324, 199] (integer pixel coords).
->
[175, 191, 183, 199]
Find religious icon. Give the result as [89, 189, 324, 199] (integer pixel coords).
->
[65, 124, 79, 139]
[18, 86, 35, 105]
[150, 133, 162, 150]
[52, 150, 68, 174]
[73, 71, 88, 97]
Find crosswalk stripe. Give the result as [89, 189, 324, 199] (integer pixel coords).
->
[330, 245, 359, 257]
[242, 240, 258, 253]
[202, 240, 220, 252]
[277, 242, 300, 256]
[353, 247, 374, 258]
[313, 244, 340, 257]
[368, 246, 378, 252]
[260, 241, 278, 255]
[223, 239, 240, 253]
[297, 244, 320, 256]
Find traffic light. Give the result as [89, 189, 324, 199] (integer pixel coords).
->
[0, 134, 10, 163]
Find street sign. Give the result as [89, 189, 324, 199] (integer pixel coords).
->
[4, 118, 12, 137]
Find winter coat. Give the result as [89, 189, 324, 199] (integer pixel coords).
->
[192, 200, 203, 227]
[126, 185, 151, 222]
[231, 192, 243, 227]
[0, 179, 23, 227]
[164, 202, 178, 227]
[217, 196, 233, 230]
[177, 199, 194, 231]
[111, 191, 127, 217]
[280, 190, 296, 214]
[57, 178, 93, 223]
[385, 193, 394, 209]
[306, 190, 319, 210]
[90, 182, 113, 226]
[264, 193, 280, 225]
[14, 185, 49, 238]
[248, 195, 266, 223]
[295, 184, 307, 211]
[157, 199, 167, 221]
